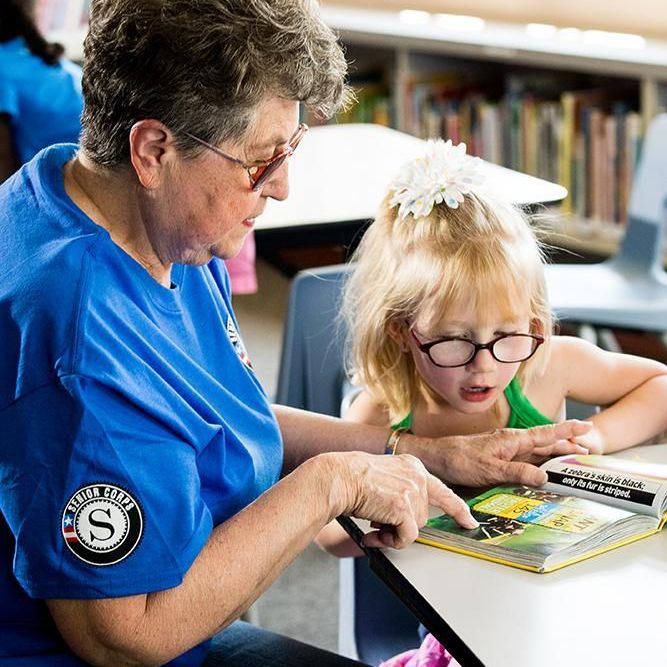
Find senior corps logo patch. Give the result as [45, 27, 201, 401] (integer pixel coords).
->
[62, 484, 143, 566]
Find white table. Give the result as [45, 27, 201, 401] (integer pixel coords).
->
[346, 444, 667, 667]
[258, 123, 567, 232]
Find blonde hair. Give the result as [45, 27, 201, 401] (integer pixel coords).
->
[343, 188, 552, 424]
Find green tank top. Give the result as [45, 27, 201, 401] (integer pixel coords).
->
[392, 377, 553, 431]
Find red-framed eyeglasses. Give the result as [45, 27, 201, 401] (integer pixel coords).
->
[183, 123, 308, 191]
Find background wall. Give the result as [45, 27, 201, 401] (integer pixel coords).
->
[322, 1, 667, 39]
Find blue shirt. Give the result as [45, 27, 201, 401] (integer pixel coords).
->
[0, 38, 83, 164]
[0, 144, 283, 665]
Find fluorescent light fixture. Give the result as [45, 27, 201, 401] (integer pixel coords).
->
[398, 9, 430, 25]
[558, 27, 582, 41]
[583, 30, 646, 50]
[435, 13, 486, 32]
[525, 23, 558, 39]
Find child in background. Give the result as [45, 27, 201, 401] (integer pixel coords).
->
[0, 0, 83, 182]
[316, 139, 667, 667]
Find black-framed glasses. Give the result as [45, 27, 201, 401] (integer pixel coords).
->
[183, 123, 308, 191]
[410, 329, 544, 368]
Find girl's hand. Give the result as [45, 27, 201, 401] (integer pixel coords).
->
[570, 424, 606, 454]
[321, 451, 478, 549]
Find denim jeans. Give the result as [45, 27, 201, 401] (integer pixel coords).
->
[203, 621, 371, 667]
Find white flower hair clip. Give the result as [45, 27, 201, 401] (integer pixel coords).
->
[389, 139, 485, 221]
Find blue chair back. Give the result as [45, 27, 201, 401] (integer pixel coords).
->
[276, 264, 349, 416]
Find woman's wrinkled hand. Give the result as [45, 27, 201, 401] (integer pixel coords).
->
[406, 419, 593, 488]
[324, 451, 478, 550]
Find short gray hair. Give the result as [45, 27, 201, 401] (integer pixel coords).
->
[81, 0, 352, 166]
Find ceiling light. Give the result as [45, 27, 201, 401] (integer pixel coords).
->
[526, 23, 558, 39]
[398, 10, 430, 25]
[435, 13, 486, 32]
[583, 30, 646, 50]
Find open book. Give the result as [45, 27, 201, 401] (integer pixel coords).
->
[418, 454, 667, 573]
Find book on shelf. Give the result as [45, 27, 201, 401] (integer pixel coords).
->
[400, 72, 483, 140]
[306, 69, 392, 127]
[418, 454, 667, 573]
[335, 49, 645, 235]
[570, 95, 641, 226]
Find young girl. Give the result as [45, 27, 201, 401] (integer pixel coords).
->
[316, 139, 667, 666]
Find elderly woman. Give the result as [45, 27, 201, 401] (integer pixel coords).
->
[0, 1, 589, 665]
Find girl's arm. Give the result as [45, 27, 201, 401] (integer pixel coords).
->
[551, 336, 667, 453]
[342, 388, 390, 425]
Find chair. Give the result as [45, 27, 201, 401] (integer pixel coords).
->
[545, 113, 667, 335]
[276, 265, 420, 664]
[276, 264, 350, 417]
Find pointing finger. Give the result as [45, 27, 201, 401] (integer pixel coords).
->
[427, 475, 478, 529]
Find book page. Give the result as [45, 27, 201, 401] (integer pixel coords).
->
[541, 455, 667, 517]
[421, 485, 644, 569]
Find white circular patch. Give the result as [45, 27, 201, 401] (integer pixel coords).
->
[75, 498, 129, 551]
[62, 484, 143, 566]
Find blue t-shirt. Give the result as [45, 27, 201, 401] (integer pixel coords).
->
[0, 37, 83, 164]
[0, 144, 283, 665]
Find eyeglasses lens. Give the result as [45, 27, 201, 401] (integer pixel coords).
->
[493, 335, 536, 362]
[250, 154, 288, 190]
[430, 340, 475, 367]
[250, 125, 306, 191]
[429, 335, 538, 367]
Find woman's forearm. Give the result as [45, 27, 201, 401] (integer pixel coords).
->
[274, 404, 387, 474]
[48, 455, 342, 667]
[47, 445, 462, 667]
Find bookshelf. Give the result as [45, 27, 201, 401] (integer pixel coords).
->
[42, 2, 667, 255]
[319, 4, 667, 255]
